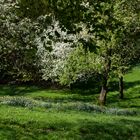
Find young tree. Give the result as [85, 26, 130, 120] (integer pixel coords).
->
[111, 0, 140, 99]
[15, 0, 140, 105]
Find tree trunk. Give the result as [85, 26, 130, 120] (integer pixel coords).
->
[99, 49, 112, 106]
[99, 76, 108, 105]
[119, 76, 124, 99]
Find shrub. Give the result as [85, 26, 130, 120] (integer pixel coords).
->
[0, 96, 38, 108]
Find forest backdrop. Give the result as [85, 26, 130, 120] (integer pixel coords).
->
[0, 0, 140, 105]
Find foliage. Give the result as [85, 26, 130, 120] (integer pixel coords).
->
[0, 66, 140, 139]
[0, 96, 138, 116]
[0, 65, 140, 109]
[0, 96, 38, 108]
[35, 16, 77, 82]
[111, 0, 140, 77]
[58, 45, 103, 86]
[0, 0, 140, 106]
[0, 0, 41, 82]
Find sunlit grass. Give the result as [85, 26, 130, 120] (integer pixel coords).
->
[0, 66, 140, 139]
[0, 105, 140, 140]
[106, 65, 140, 108]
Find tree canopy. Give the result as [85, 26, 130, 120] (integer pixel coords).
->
[0, 0, 140, 105]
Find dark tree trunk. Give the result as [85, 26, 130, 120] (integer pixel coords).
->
[99, 76, 108, 105]
[99, 49, 112, 106]
[119, 76, 124, 99]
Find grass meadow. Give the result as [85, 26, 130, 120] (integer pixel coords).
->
[0, 66, 140, 140]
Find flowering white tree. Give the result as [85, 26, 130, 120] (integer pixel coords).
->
[0, 0, 41, 82]
[35, 15, 99, 82]
[35, 16, 75, 81]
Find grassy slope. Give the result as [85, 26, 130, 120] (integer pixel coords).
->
[0, 66, 140, 140]
[107, 65, 140, 108]
[0, 106, 140, 140]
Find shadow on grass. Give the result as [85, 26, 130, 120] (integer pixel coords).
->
[0, 85, 41, 96]
[0, 84, 97, 103]
[0, 117, 140, 140]
[0, 125, 37, 140]
[70, 87, 100, 95]
[78, 119, 140, 140]
[109, 80, 140, 92]
[107, 80, 140, 107]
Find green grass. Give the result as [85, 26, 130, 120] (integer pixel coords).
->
[0, 66, 140, 139]
[0, 106, 140, 140]
[107, 65, 140, 108]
